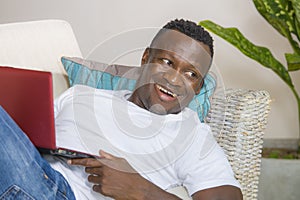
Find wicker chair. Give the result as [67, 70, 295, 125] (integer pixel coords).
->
[207, 89, 271, 200]
[168, 89, 271, 200]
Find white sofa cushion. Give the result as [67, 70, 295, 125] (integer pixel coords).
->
[0, 19, 82, 97]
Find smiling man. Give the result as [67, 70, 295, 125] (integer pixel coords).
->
[67, 20, 243, 199]
[0, 19, 243, 200]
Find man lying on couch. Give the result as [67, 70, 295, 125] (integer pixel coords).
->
[0, 19, 242, 200]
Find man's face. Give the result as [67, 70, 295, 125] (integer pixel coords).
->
[129, 30, 212, 115]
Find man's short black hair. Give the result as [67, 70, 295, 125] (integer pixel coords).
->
[163, 19, 214, 57]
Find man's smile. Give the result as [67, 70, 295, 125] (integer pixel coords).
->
[155, 84, 178, 102]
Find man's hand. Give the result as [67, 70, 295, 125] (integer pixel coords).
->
[69, 150, 180, 200]
[69, 150, 145, 199]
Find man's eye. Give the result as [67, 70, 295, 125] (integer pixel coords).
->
[186, 71, 197, 78]
[162, 58, 172, 65]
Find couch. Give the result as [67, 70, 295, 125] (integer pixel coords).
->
[0, 19, 271, 200]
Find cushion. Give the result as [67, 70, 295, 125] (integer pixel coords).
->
[61, 56, 216, 122]
[0, 20, 83, 98]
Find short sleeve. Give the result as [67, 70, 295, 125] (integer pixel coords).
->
[175, 125, 241, 196]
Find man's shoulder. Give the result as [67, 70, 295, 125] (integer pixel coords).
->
[67, 85, 132, 96]
[56, 85, 132, 105]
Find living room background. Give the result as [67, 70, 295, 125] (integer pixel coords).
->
[0, 0, 299, 140]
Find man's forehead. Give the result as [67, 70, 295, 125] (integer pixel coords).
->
[150, 29, 212, 75]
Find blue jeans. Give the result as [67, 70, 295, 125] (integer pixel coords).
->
[0, 106, 75, 200]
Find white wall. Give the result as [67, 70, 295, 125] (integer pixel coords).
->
[0, 0, 299, 139]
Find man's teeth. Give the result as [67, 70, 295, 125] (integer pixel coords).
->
[157, 85, 177, 98]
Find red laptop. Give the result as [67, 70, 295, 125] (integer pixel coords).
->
[0, 66, 93, 158]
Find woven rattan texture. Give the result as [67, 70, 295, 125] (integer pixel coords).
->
[206, 89, 271, 200]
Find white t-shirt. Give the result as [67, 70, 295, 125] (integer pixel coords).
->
[45, 85, 240, 200]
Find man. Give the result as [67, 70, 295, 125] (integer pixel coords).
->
[0, 19, 242, 199]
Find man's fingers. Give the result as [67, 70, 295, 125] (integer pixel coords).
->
[69, 150, 118, 167]
[99, 150, 115, 160]
[88, 174, 102, 184]
[68, 158, 103, 167]
[85, 166, 102, 175]
[93, 185, 102, 193]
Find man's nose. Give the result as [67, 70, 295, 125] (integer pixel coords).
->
[163, 69, 183, 86]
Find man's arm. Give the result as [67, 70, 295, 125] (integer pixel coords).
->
[192, 185, 243, 200]
[70, 150, 243, 200]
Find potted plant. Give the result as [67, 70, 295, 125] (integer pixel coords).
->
[199, 0, 300, 198]
[199, 0, 300, 152]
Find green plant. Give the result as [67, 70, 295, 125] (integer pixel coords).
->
[199, 0, 300, 147]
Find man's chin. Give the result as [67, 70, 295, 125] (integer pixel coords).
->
[149, 104, 182, 115]
[149, 104, 168, 115]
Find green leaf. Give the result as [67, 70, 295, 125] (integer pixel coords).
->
[199, 20, 293, 87]
[294, 15, 300, 41]
[291, 0, 300, 41]
[291, 0, 300, 26]
[253, 0, 300, 54]
[286, 53, 300, 71]
[253, 0, 295, 36]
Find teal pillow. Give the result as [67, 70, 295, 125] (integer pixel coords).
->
[61, 56, 216, 122]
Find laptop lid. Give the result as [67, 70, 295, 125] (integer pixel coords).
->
[0, 66, 56, 150]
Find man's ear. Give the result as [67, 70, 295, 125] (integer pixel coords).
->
[141, 48, 150, 65]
